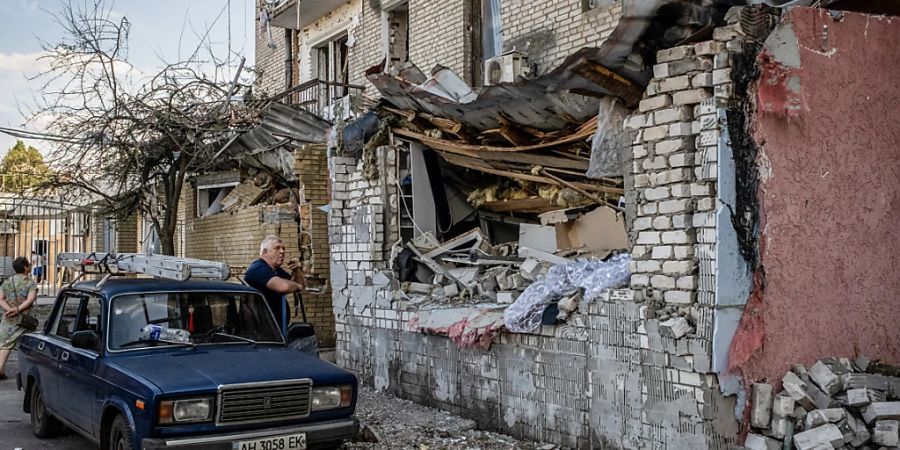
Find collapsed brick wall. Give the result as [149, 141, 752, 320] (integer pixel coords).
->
[327, 19, 765, 449]
[501, 0, 622, 75]
[175, 147, 337, 346]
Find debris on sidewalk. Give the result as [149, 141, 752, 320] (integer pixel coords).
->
[744, 357, 900, 450]
[343, 386, 559, 450]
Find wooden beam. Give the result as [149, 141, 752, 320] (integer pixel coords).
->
[573, 60, 644, 108]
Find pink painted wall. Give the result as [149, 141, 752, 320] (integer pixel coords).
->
[732, 8, 900, 384]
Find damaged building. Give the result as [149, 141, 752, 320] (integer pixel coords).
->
[254, 0, 900, 448]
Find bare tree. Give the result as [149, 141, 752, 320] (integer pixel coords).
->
[30, 0, 257, 255]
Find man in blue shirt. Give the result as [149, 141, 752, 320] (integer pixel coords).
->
[244, 236, 305, 334]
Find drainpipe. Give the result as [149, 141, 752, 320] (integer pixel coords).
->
[284, 28, 294, 103]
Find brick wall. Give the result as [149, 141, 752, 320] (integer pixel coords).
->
[408, 0, 472, 83]
[116, 215, 138, 253]
[502, 0, 622, 75]
[348, 0, 384, 95]
[255, 0, 288, 96]
[329, 19, 759, 449]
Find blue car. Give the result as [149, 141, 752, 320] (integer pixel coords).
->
[16, 278, 358, 450]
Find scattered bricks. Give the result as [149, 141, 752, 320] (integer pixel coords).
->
[875, 419, 900, 446]
[694, 40, 726, 56]
[651, 245, 673, 259]
[751, 383, 774, 428]
[496, 291, 518, 304]
[773, 395, 796, 418]
[639, 95, 672, 113]
[636, 231, 662, 245]
[662, 261, 694, 275]
[644, 187, 670, 201]
[658, 75, 691, 92]
[810, 361, 843, 396]
[652, 63, 669, 79]
[862, 402, 900, 425]
[668, 57, 713, 76]
[804, 408, 845, 429]
[406, 282, 433, 294]
[443, 283, 459, 297]
[643, 125, 669, 141]
[847, 413, 872, 447]
[891, 377, 900, 400]
[659, 199, 691, 215]
[660, 317, 692, 339]
[520, 258, 542, 281]
[792, 424, 845, 450]
[650, 275, 675, 289]
[784, 371, 817, 410]
[655, 138, 692, 154]
[654, 106, 692, 124]
[768, 416, 791, 440]
[674, 88, 713, 105]
[842, 373, 891, 391]
[661, 230, 693, 244]
[847, 388, 871, 407]
[793, 364, 811, 382]
[664, 290, 693, 304]
[657, 45, 695, 63]
[805, 384, 839, 410]
[744, 433, 780, 450]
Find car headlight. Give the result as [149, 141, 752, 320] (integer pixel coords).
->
[310, 385, 353, 411]
[158, 398, 213, 424]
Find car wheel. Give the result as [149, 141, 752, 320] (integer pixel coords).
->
[109, 414, 136, 450]
[30, 383, 63, 438]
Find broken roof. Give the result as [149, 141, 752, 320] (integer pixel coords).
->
[216, 102, 331, 179]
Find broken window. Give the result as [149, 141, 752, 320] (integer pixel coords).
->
[196, 182, 237, 218]
[313, 34, 350, 102]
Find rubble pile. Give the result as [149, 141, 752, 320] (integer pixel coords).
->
[745, 357, 900, 450]
[345, 386, 558, 450]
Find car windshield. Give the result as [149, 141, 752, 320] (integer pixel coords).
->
[108, 291, 283, 351]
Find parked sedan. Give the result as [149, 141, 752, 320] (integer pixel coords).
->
[16, 278, 358, 450]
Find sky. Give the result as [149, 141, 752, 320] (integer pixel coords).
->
[0, 0, 256, 157]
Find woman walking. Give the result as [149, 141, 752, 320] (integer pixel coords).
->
[0, 257, 38, 380]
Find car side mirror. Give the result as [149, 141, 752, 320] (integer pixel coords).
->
[287, 323, 315, 340]
[71, 330, 99, 350]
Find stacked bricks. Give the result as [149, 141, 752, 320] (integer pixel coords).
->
[626, 33, 738, 340]
[501, 0, 622, 75]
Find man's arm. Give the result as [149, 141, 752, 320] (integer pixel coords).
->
[265, 277, 304, 294]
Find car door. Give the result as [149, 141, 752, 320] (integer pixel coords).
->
[42, 292, 83, 417]
[55, 293, 103, 436]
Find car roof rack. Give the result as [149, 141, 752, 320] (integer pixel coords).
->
[57, 252, 232, 287]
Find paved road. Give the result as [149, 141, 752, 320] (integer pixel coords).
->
[0, 357, 93, 450]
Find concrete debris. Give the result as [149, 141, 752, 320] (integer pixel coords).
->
[747, 357, 900, 450]
[345, 386, 556, 450]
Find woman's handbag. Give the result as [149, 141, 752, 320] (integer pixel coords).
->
[18, 314, 39, 331]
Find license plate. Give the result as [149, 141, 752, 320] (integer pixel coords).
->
[232, 432, 306, 450]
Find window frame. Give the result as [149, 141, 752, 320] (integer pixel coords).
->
[48, 291, 103, 353]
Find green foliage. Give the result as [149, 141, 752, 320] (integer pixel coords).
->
[0, 140, 50, 192]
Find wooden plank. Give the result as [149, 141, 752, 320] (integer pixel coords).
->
[391, 116, 597, 154]
[479, 197, 564, 214]
[497, 115, 532, 146]
[574, 60, 644, 107]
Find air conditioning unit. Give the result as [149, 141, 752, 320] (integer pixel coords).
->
[483, 52, 527, 86]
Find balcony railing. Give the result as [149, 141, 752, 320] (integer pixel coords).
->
[267, 79, 365, 121]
